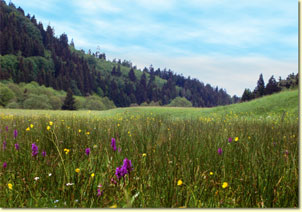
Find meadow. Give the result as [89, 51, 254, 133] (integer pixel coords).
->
[0, 90, 299, 208]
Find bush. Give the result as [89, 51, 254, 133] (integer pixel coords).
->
[140, 102, 148, 106]
[0, 84, 15, 107]
[74, 96, 86, 110]
[101, 97, 116, 110]
[84, 95, 106, 110]
[49, 96, 63, 110]
[23, 94, 52, 109]
[130, 103, 139, 107]
[168, 97, 192, 107]
[149, 101, 160, 106]
[6, 102, 20, 109]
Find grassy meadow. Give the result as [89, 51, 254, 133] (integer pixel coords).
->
[0, 90, 299, 208]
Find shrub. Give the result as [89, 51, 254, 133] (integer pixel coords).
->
[101, 97, 116, 110]
[6, 102, 20, 109]
[0, 84, 15, 107]
[140, 102, 148, 106]
[168, 97, 192, 107]
[49, 95, 63, 110]
[84, 95, 106, 110]
[23, 94, 52, 109]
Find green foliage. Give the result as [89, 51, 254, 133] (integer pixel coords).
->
[148, 101, 160, 106]
[74, 96, 86, 110]
[23, 93, 52, 109]
[101, 96, 116, 110]
[6, 101, 20, 109]
[168, 97, 192, 107]
[48, 96, 63, 110]
[139, 102, 148, 106]
[84, 95, 106, 110]
[62, 89, 76, 110]
[241, 89, 254, 102]
[0, 84, 15, 106]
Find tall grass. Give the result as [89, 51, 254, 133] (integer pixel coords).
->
[0, 108, 298, 208]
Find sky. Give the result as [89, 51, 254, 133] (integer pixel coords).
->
[10, 0, 298, 97]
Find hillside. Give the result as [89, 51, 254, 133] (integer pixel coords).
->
[0, 1, 234, 108]
[0, 89, 298, 120]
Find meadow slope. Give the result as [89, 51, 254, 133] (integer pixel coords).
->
[0, 89, 298, 208]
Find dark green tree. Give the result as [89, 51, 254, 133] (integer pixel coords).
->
[241, 88, 254, 102]
[128, 68, 136, 82]
[253, 74, 265, 98]
[265, 75, 280, 95]
[61, 88, 76, 110]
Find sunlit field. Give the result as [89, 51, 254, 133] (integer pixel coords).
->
[0, 90, 298, 208]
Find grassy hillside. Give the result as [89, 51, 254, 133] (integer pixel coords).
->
[0, 89, 298, 120]
[0, 89, 298, 208]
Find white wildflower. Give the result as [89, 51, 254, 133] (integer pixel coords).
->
[66, 183, 74, 186]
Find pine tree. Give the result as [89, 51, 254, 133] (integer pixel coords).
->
[62, 89, 76, 110]
[265, 75, 280, 95]
[241, 88, 254, 102]
[253, 74, 265, 98]
[128, 68, 136, 82]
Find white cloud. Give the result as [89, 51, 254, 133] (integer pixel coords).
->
[133, 0, 176, 11]
[72, 0, 122, 14]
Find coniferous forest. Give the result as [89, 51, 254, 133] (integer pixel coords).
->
[0, 1, 237, 109]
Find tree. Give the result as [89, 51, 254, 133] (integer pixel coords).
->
[241, 88, 254, 102]
[128, 68, 136, 82]
[62, 89, 76, 110]
[253, 74, 265, 98]
[265, 75, 280, 95]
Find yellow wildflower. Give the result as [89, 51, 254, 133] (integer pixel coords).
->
[142, 153, 147, 157]
[210, 172, 213, 176]
[79, 129, 82, 133]
[26, 127, 30, 131]
[49, 121, 53, 126]
[75, 168, 80, 173]
[85, 132, 90, 135]
[30, 124, 34, 128]
[222, 182, 228, 189]
[91, 173, 95, 177]
[177, 180, 183, 186]
[47, 126, 50, 130]
[234, 137, 239, 142]
[64, 148, 70, 154]
[109, 204, 117, 208]
[8, 183, 13, 190]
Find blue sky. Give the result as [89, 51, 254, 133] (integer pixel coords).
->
[10, 0, 298, 96]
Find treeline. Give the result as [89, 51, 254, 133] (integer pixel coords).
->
[0, 81, 115, 110]
[241, 73, 298, 102]
[0, 1, 235, 108]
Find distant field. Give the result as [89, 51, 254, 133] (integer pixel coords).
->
[0, 89, 298, 119]
[0, 90, 298, 208]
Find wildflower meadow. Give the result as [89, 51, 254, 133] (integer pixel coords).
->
[0, 91, 299, 208]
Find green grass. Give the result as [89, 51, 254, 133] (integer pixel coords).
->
[0, 90, 298, 208]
